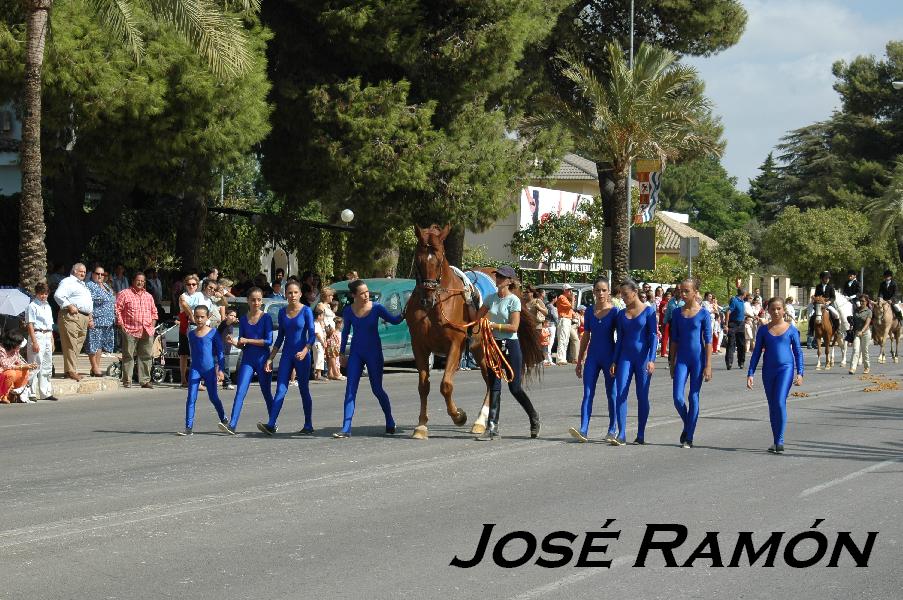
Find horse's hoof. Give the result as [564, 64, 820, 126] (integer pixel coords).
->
[470, 422, 486, 435]
[816, 365, 822, 371]
[452, 409, 468, 427]
[411, 425, 429, 440]
[895, 357, 900, 364]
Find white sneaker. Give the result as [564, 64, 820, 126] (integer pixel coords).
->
[289, 380, 298, 387]
[224, 384, 236, 390]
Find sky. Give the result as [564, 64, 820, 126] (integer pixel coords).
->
[684, 0, 903, 190]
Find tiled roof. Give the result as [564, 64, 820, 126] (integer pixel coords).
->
[540, 153, 599, 180]
[655, 212, 718, 250]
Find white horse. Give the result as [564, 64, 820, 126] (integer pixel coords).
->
[834, 295, 853, 367]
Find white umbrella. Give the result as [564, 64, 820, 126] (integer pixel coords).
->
[0, 288, 32, 317]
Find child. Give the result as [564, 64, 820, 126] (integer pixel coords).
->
[26, 282, 57, 401]
[0, 329, 37, 404]
[541, 318, 553, 366]
[312, 307, 326, 381]
[218, 308, 238, 390]
[326, 317, 345, 380]
[177, 305, 227, 436]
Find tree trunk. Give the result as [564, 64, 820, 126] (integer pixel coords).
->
[18, 0, 52, 288]
[611, 165, 630, 285]
[444, 223, 465, 268]
[175, 194, 208, 274]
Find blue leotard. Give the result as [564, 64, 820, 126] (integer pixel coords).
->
[339, 303, 404, 434]
[578, 306, 620, 437]
[670, 308, 712, 442]
[748, 325, 804, 446]
[185, 328, 226, 429]
[268, 305, 316, 430]
[611, 305, 658, 442]
[227, 313, 274, 430]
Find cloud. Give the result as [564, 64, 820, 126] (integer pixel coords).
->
[684, 0, 903, 189]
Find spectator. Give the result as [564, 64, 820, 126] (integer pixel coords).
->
[345, 271, 359, 281]
[0, 329, 35, 403]
[784, 296, 797, 323]
[206, 266, 220, 282]
[312, 307, 327, 381]
[217, 308, 238, 390]
[145, 268, 164, 310]
[201, 278, 227, 328]
[86, 264, 116, 377]
[317, 287, 337, 329]
[25, 283, 56, 401]
[326, 317, 345, 380]
[115, 272, 159, 388]
[541, 318, 553, 366]
[525, 288, 548, 331]
[111, 264, 129, 293]
[54, 263, 93, 381]
[272, 268, 285, 289]
[47, 262, 67, 292]
[270, 281, 286, 300]
[554, 284, 577, 365]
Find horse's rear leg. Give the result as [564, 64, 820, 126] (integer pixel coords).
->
[826, 341, 834, 369]
[412, 351, 431, 440]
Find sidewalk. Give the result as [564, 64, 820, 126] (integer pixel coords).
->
[49, 352, 122, 397]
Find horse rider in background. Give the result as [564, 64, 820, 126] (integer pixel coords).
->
[808, 270, 840, 334]
[842, 270, 861, 302]
[878, 269, 902, 321]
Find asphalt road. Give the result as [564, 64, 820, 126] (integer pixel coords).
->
[1, 346, 901, 600]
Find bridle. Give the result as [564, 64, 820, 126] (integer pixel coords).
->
[414, 243, 464, 310]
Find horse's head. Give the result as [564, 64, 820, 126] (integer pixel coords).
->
[414, 224, 451, 307]
[813, 295, 824, 323]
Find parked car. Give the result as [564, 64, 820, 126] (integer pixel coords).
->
[536, 283, 596, 310]
[328, 278, 421, 365]
[163, 297, 288, 381]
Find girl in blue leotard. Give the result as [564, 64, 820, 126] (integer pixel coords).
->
[609, 279, 658, 446]
[570, 278, 620, 443]
[747, 297, 804, 454]
[257, 281, 316, 436]
[177, 305, 227, 436]
[334, 279, 405, 438]
[668, 278, 713, 449]
[218, 287, 273, 435]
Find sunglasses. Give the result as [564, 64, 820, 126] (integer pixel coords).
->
[94, 272, 104, 276]
[186, 282, 198, 287]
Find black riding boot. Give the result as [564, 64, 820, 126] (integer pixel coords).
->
[512, 389, 541, 438]
[486, 390, 501, 439]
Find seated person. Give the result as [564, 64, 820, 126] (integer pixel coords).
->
[0, 329, 37, 404]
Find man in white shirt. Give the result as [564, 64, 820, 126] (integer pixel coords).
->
[53, 263, 94, 381]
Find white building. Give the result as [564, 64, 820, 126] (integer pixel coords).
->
[0, 103, 21, 196]
[466, 153, 600, 270]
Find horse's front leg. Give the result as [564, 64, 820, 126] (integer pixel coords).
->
[440, 337, 468, 427]
[469, 342, 491, 435]
[412, 349, 431, 440]
[815, 337, 823, 370]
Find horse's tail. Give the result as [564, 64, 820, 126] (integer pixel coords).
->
[517, 309, 545, 373]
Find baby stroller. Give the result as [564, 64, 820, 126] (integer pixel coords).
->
[106, 321, 174, 383]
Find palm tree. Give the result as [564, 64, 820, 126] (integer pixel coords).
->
[18, 0, 257, 288]
[536, 41, 722, 284]
[865, 158, 903, 263]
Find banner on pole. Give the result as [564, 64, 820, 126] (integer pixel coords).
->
[633, 159, 662, 224]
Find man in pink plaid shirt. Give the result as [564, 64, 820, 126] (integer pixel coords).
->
[115, 273, 159, 389]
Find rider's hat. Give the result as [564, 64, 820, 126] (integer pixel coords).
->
[820, 270, 831, 278]
[847, 269, 857, 276]
[884, 269, 894, 277]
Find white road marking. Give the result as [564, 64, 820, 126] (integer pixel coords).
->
[799, 460, 898, 498]
[509, 555, 635, 600]
[0, 422, 42, 429]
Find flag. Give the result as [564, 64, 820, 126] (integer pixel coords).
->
[633, 159, 662, 224]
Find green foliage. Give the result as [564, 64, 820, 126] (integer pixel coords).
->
[747, 152, 785, 223]
[711, 228, 759, 279]
[535, 41, 723, 284]
[658, 157, 753, 238]
[262, 0, 571, 274]
[761, 207, 879, 284]
[508, 211, 597, 274]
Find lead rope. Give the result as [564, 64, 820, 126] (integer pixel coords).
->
[433, 297, 515, 383]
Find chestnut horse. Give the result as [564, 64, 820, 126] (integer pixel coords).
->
[812, 296, 837, 370]
[405, 225, 472, 439]
[405, 225, 545, 439]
